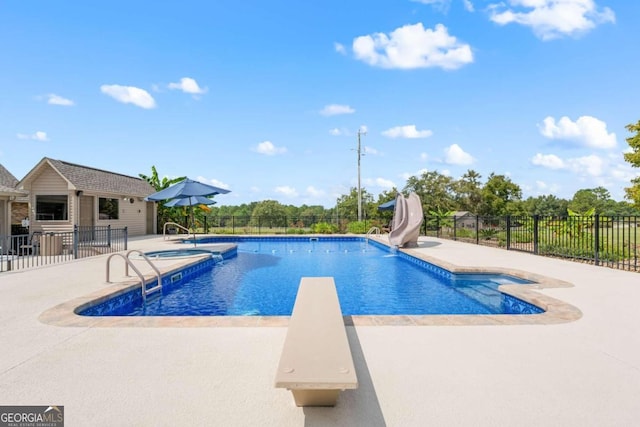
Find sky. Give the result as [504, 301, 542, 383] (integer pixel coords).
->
[1, 0, 639, 207]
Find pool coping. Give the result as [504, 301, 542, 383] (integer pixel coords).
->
[38, 236, 582, 327]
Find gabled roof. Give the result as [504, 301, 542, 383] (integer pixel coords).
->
[18, 158, 155, 197]
[0, 164, 27, 196]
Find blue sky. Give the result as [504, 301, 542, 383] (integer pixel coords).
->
[1, 0, 639, 207]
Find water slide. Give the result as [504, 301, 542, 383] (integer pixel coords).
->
[388, 193, 424, 248]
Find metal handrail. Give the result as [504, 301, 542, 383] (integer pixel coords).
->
[163, 221, 197, 247]
[366, 227, 381, 239]
[126, 250, 163, 299]
[105, 252, 160, 302]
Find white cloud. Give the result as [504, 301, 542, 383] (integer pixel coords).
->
[306, 186, 325, 197]
[463, 0, 475, 12]
[382, 124, 433, 139]
[47, 94, 74, 106]
[168, 77, 208, 95]
[275, 186, 298, 197]
[17, 131, 48, 141]
[420, 152, 429, 161]
[334, 42, 346, 55]
[254, 141, 287, 155]
[364, 146, 379, 155]
[444, 144, 474, 165]
[489, 0, 615, 40]
[531, 153, 565, 169]
[411, 0, 451, 12]
[359, 125, 368, 134]
[402, 168, 429, 180]
[100, 84, 156, 109]
[329, 128, 349, 136]
[539, 115, 616, 149]
[320, 104, 355, 116]
[532, 152, 606, 177]
[375, 177, 395, 188]
[194, 176, 231, 190]
[352, 22, 473, 70]
[567, 154, 605, 176]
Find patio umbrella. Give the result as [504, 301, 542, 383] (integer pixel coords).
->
[146, 178, 230, 246]
[163, 195, 217, 208]
[145, 178, 230, 201]
[377, 198, 396, 211]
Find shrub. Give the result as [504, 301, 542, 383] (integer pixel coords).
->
[311, 222, 339, 234]
[346, 221, 368, 234]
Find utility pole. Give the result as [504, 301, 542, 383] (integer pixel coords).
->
[357, 129, 365, 221]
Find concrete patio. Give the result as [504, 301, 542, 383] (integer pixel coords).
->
[1, 235, 639, 426]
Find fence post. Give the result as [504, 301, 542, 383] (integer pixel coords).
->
[436, 217, 440, 238]
[594, 214, 600, 266]
[533, 215, 539, 254]
[107, 225, 112, 248]
[453, 215, 457, 241]
[124, 227, 128, 251]
[475, 215, 479, 245]
[73, 225, 79, 259]
[204, 216, 208, 234]
[506, 216, 511, 250]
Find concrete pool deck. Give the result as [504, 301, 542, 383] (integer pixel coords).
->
[1, 235, 639, 426]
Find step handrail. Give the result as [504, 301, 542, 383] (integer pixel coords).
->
[366, 226, 381, 239]
[163, 221, 197, 247]
[126, 250, 163, 299]
[105, 252, 161, 302]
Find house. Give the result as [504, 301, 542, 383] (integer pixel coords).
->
[16, 158, 157, 236]
[453, 211, 477, 229]
[0, 164, 28, 237]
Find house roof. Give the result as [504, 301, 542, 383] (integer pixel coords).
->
[0, 164, 27, 196]
[19, 158, 155, 198]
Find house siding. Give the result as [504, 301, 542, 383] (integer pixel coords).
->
[29, 166, 74, 234]
[21, 162, 152, 237]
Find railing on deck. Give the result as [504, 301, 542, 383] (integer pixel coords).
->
[0, 225, 128, 272]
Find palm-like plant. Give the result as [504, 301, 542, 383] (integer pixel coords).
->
[139, 166, 187, 231]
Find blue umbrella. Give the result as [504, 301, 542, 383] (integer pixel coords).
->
[377, 198, 397, 211]
[164, 195, 217, 207]
[145, 178, 230, 201]
[146, 178, 230, 246]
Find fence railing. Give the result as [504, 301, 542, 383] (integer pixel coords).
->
[188, 214, 639, 272]
[426, 214, 639, 272]
[0, 225, 128, 272]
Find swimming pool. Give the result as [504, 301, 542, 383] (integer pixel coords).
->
[80, 237, 543, 317]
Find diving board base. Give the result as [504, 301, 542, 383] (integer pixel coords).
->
[291, 389, 341, 407]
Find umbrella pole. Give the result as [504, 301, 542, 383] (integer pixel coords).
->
[190, 202, 196, 247]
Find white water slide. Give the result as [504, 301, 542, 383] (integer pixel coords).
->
[388, 192, 424, 248]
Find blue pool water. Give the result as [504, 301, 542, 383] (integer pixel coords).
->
[81, 237, 543, 317]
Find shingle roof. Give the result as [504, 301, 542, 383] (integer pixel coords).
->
[46, 158, 155, 197]
[0, 164, 26, 195]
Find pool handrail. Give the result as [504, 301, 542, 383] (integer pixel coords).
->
[126, 250, 163, 300]
[105, 252, 162, 302]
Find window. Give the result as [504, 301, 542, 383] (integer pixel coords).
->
[99, 198, 119, 220]
[36, 195, 68, 221]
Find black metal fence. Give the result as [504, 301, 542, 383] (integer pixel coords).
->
[0, 225, 128, 272]
[190, 214, 639, 272]
[425, 214, 639, 272]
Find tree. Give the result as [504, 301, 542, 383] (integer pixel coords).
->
[569, 187, 611, 214]
[452, 169, 483, 213]
[478, 173, 523, 216]
[250, 200, 288, 227]
[335, 187, 374, 219]
[522, 195, 569, 217]
[404, 170, 455, 214]
[139, 166, 187, 231]
[623, 120, 640, 208]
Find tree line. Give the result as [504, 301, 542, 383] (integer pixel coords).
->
[141, 120, 640, 225]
